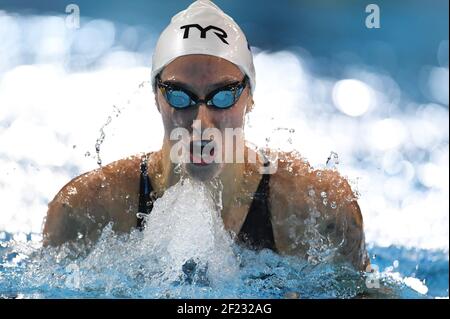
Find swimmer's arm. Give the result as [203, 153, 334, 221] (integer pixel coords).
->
[271, 154, 369, 270]
[42, 172, 108, 247]
[300, 168, 369, 270]
[43, 156, 142, 247]
[329, 190, 369, 270]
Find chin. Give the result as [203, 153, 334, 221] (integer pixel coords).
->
[184, 162, 223, 181]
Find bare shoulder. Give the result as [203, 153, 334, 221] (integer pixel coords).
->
[43, 154, 145, 247]
[271, 151, 359, 212]
[269, 151, 368, 270]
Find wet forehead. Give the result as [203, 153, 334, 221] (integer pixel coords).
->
[160, 54, 244, 93]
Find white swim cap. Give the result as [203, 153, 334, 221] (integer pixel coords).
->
[151, 0, 256, 94]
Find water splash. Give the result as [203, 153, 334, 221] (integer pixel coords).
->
[173, 163, 182, 175]
[140, 177, 238, 286]
[12, 178, 239, 296]
[302, 206, 340, 265]
[0, 149, 442, 298]
[264, 127, 297, 150]
[326, 151, 340, 169]
[95, 115, 112, 166]
[0, 229, 441, 298]
[92, 81, 150, 167]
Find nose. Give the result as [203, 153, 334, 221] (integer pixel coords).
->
[192, 103, 215, 131]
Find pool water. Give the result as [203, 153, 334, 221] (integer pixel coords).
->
[0, 234, 448, 299]
[0, 179, 448, 299]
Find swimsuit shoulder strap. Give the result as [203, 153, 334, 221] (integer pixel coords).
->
[237, 172, 276, 251]
[137, 153, 156, 231]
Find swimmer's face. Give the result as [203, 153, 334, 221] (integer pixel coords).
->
[155, 54, 253, 181]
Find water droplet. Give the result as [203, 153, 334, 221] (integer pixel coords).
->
[326, 151, 339, 169]
[308, 189, 315, 197]
[94, 115, 113, 167]
[330, 201, 337, 209]
[320, 191, 327, 198]
[174, 163, 182, 174]
[322, 198, 328, 206]
[136, 212, 146, 219]
[393, 260, 399, 268]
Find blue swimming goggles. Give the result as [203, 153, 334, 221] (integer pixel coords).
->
[156, 74, 248, 109]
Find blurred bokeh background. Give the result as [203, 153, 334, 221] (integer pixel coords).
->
[0, 0, 448, 295]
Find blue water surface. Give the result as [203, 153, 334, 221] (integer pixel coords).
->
[0, 232, 447, 299]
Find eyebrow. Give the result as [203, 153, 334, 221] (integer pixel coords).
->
[161, 78, 241, 94]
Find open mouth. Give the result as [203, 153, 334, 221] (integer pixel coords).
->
[190, 140, 216, 166]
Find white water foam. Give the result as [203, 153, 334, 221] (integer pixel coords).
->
[140, 177, 238, 285]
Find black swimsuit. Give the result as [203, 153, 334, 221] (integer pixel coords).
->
[136, 155, 276, 251]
